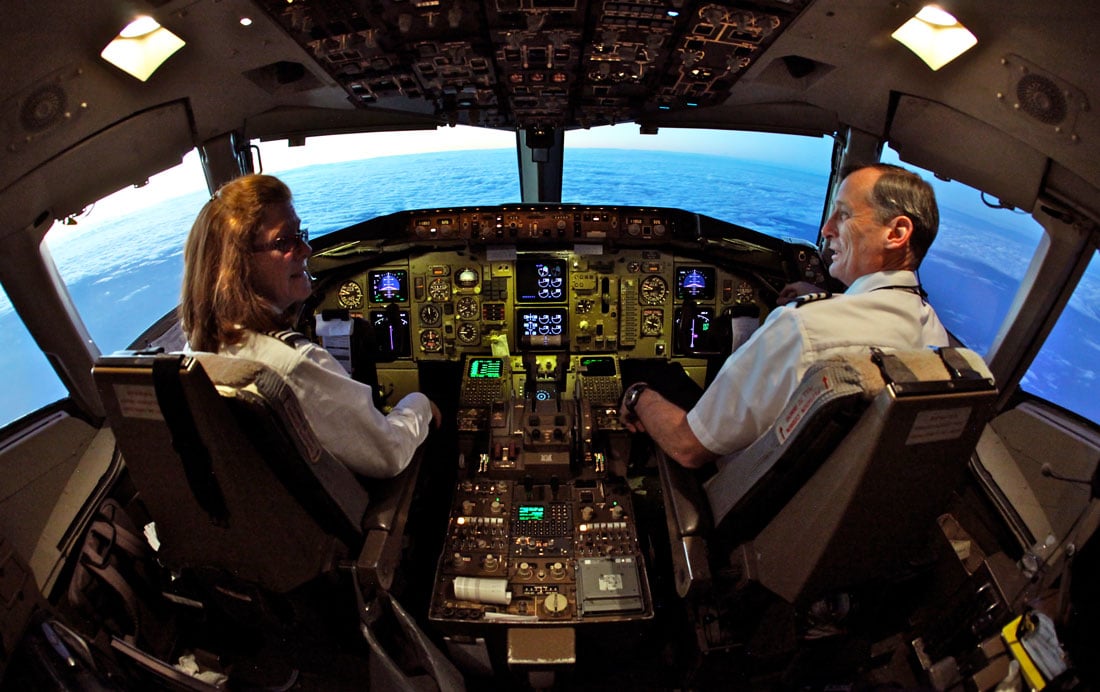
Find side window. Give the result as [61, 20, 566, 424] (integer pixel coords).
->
[2, 153, 205, 428]
[45, 153, 207, 356]
[882, 151, 1045, 356]
[0, 286, 68, 427]
[1021, 250, 1100, 424]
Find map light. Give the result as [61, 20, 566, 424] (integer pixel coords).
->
[891, 5, 976, 71]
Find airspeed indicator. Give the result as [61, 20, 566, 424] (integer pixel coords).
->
[338, 281, 363, 309]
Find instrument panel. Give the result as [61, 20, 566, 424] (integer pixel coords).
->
[315, 247, 768, 361]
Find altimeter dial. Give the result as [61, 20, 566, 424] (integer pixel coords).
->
[456, 296, 479, 319]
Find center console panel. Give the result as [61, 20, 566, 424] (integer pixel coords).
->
[429, 352, 652, 650]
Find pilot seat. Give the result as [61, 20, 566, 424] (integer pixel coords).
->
[91, 351, 448, 687]
[656, 346, 998, 661]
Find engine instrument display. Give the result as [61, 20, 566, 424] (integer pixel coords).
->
[516, 259, 566, 303]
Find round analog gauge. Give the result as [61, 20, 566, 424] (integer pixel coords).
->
[456, 296, 479, 320]
[419, 304, 441, 326]
[337, 281, 363, 309]
[455, 267, 479, 288]
[456, 322, 479, 345]
[639, 275, 668, 305]
[420, 329, 442, 352]
[428, 277, 450, 302]
[642, 309, 663, 336]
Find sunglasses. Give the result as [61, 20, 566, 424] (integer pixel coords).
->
[252, 228, 310, 254]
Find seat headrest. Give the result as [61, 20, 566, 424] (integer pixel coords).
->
[188, 352, 325, 464]
[705, 347, 994, 534]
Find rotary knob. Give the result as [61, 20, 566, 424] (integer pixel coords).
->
[543, 592, 568, 614]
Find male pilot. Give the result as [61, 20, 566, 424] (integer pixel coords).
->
[618, 163, 949, 468]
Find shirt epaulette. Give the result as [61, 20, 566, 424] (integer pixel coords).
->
[793, 291, 833, 307]
[266, 329, 312, 349]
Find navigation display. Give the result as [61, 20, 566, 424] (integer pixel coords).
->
[516, 258, 566, 303]
[369, 269, 409, 303]
[675, 266, 715, 300]
[674, 306, 714, 354]
[517, 307, 567, 348]
[369, 309, 411, 357]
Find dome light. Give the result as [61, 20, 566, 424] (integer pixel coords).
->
[891, 4, 977, 71]
[100, 16, 185, 81]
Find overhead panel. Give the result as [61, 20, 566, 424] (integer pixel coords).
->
[257, 0, 810, 130]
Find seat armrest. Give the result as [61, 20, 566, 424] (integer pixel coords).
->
[656, 450, 713, 598]
[357, 447, 425, 593]
[657, 451, 712, 537]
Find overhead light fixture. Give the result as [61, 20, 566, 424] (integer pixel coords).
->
[891, 4, 976, 71]
[100, 16, 185, 81]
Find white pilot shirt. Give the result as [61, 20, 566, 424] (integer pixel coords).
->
[686, 270, 949, 456]
[219, 330, 433, 478]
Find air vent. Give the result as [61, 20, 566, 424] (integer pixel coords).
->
[755, 54, 834, 91]
[242, 61, 324, 94]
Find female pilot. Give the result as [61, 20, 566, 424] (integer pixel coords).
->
[181, 173, 439, 477]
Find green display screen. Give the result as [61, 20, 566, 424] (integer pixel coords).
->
[517, 505, 545, 521]
[580, 356, 615, 376]
[468, 358, 503, 378]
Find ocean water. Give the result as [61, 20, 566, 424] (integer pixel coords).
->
[1, 148, 1096, 426]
